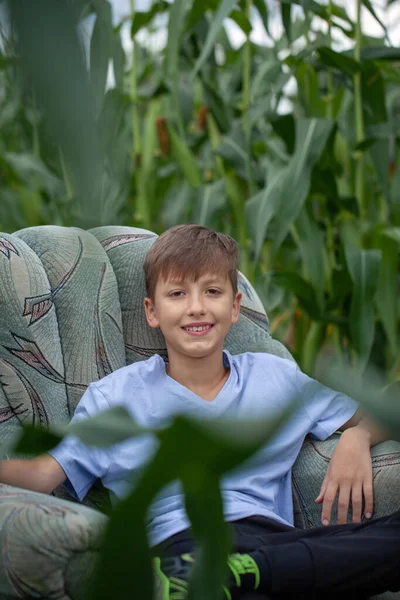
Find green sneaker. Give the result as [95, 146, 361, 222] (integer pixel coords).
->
[153, 554, 194, 600]
[153, 553, 234, 600]
[227, 553, 261, 595]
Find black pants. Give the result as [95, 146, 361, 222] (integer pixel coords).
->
[155, 511, 400, 599]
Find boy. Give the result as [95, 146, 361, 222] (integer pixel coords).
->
[0, 225, 399, 599]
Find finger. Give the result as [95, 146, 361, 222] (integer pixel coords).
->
[316, 478, 327, 503]
[337, 485, 351, 525]
[316, 468, 330, 503]
[351, 483, 363, 523]
[363, 478, 374, 519]
[321, 483, 338, 526]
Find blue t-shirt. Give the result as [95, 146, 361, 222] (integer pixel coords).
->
[50, 351, 357, 546]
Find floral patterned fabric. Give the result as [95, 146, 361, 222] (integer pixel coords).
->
[0, 225, 399, 599]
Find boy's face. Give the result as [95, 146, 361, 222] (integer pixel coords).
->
[144, 272, 242, 361]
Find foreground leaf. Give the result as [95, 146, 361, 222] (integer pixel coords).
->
[87, 410, 292, 600]
[321, 363, 400, 441]
[8, 0, 106, 226]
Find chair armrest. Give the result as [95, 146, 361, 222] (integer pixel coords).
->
[292, 434, 400, 529]
[0, 484, 106, 600]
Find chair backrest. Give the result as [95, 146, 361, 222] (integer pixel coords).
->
[0, 225, 293, 451]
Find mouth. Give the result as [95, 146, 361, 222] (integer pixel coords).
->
[182, 324, 214, 336]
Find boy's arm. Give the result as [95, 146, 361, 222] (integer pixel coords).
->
[316, 407, 391, 526]
[339, 407, 389, 445]
[0, 454, 66, 494]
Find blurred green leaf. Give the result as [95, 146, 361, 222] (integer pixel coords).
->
[8, 0, 106, 226]
[384, 228, 400, 244]
[321, 363, 400, 441]
[251, 57, 282, 102]
[362, 0, 387, 35]
[345, 246, 381, 366]
[245, 169, 284, 259]
[185, 471, 230, 600]
[88, 410, 291, 600]
[162, 182, 193, 228]
[375, 232, 399, 359]
[168, 126, 202, 187]
[69, 406, 149, 447]
[354, 47, 400, 61]
[165, 0, 187, 79]
[271, 271, 322, 320]
[4, 152, 63, 196]
[112, 27, 126, 89]
[131, 1, 170, 36]
[13, 406, 152, 455]
[292, 206, 326, 311]
[215, 125, 247, 171]
[253, 0, 270, 35]
[90, 0, 113, 116]
[202, 80, 232, 134]
[317, 47, 360, 76]
[230, 10, 252, 35]
[186, 0, 218, 31]
[281, 2, 292, 43]
[272, 118, 334, 254]
[14, 425, 63, 455]
[193, 179, 226, 226]
[367, 119, 400, 138]
[193, 0, 237, 76]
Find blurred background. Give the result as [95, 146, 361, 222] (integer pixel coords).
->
[1, 0, 400, 380]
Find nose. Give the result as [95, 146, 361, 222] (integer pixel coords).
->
[187, 292, 206, 315]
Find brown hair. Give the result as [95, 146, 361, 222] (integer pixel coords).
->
[144, 224, 239, 300]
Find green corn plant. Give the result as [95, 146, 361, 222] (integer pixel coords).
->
[3, 0, 400, 379]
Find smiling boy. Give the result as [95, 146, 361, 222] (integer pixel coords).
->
[0, 225, 399, 599]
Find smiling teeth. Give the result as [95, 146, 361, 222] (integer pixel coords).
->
[185, 325, 211, 331]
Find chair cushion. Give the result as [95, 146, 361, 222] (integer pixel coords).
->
[0, 484, 105, 600]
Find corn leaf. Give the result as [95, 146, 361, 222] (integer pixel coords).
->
[361, 0, 387, 36]
[168, 127, 202, 187]
[90, 0, 113, 117]
[253, 0, 270, 35]
[375, 232, 399, 359]
[9, 0, 106, 227]
[272, 118, 333, 255]
[193, 0, 238, 76]
[317, 47, 360, 76]
[281, 2, 292, 43]
[87, 410, 292, 600]
[292, 206, 327, 312]
[345, 246, 381, 366]
[193, 180, 226, 226]
[245, 169, 284, 259]
[271, 271, 323, 321]
[131, 1, 170, 36]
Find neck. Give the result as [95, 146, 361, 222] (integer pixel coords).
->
[165, 347, 228, 400]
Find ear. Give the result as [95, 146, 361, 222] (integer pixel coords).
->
[144, 297, 160, 329]
[231, 292, 242, 324]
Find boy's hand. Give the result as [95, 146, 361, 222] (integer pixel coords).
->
[315, 427, 373, 526]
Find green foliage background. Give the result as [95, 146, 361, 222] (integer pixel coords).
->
[1, 0, 400, 378]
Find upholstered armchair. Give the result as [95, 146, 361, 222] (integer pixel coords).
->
[0, 225, 399, 599]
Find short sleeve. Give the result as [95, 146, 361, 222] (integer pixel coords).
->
[296, 367, 358, 441]
[49, 383, 112, 501]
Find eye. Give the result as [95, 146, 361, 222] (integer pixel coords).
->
[207, 288, 221, 295]
[169, 290, 184, 298]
